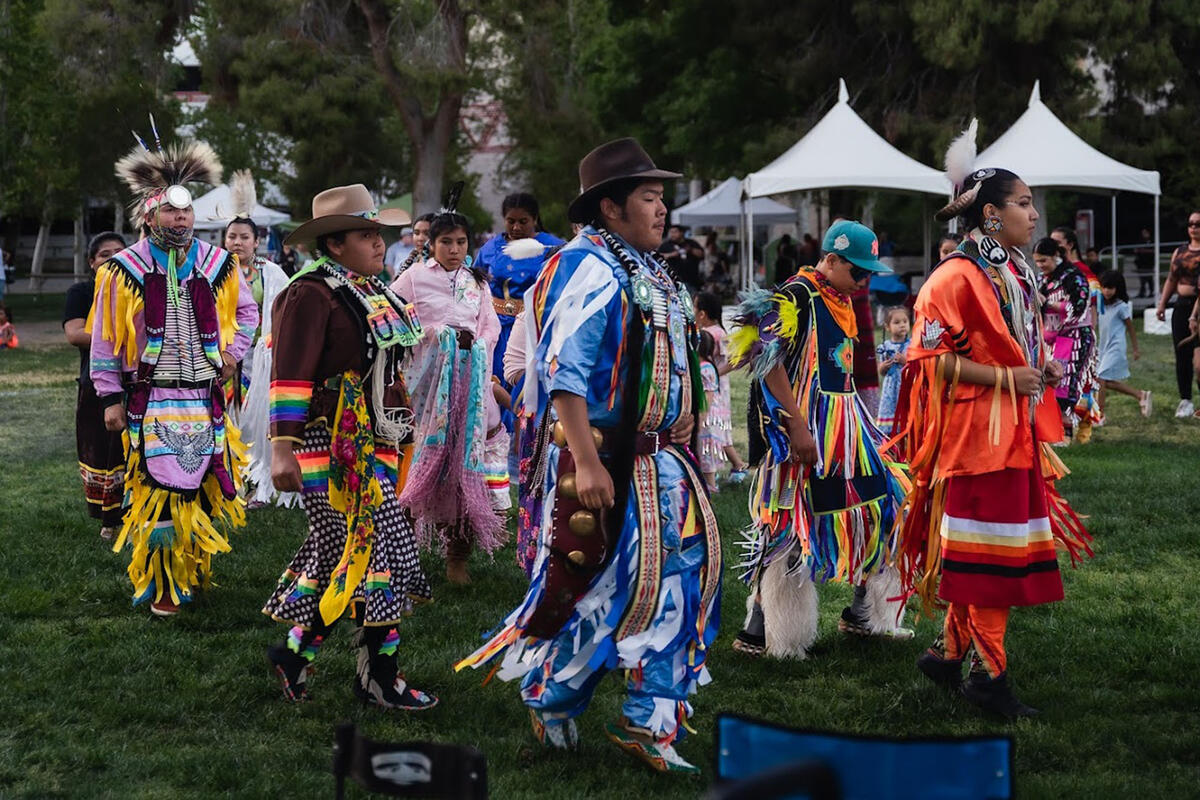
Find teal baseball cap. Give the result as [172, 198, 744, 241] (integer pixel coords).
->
[821, 220, 892, 274]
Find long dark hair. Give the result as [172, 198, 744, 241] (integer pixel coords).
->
[429, 212, 486, 285]
[1033, 236, 1065, 261]
[1099, 269, 1129, 303]
[695, 291, 724, 329]
[937, 168, 1023, 231]
[502, 192, 541, 231]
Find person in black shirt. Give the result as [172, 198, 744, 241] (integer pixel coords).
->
[657, 224, 704, 289]
[63, 231, 128, 540]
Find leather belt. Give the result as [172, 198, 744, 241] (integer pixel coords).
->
[492, 295, 524, 317]
[148, 378, 215, 389]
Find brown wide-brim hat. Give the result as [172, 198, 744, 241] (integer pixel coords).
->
[567, 138, 682, 224]
[285, 184, 411, 245]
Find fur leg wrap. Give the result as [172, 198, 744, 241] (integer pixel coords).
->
[861, 564, 906, 634]
[760, 554, 818, 660]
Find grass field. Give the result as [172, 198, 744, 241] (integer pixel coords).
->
[1, 295, 1198, 798]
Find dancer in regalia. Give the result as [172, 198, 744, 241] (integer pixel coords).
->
[895, 121, 1091, 718]
[729, 220, 910, 660]
[221, 170, 295, 507]
[262, 184, 436, 709]
[89, 133, 257, 616]
[456, 139, 721, 774]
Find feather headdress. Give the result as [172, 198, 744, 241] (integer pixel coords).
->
[115, 140, 222, 222]
[229, 169, 257, 219]
[439, 180, 465, 215]
[935, 118, 993, 222]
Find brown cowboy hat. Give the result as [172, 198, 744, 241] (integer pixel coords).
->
[567, 138, 682, 224]
[285, 184, 411, 244]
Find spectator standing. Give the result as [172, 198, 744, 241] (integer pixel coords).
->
[383, 226, 415, 277]
[658, 223, 704, 289]
[1096, 270, 1151, 417]
[1155, 210, 1200, 417]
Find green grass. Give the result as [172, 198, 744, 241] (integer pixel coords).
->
[1, 332, 1198, 799]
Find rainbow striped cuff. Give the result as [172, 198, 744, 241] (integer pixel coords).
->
[270, 380, 313, 426]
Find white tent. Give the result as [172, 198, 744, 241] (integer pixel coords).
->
[191, 183, 292, 231]
[741, 79, 950, 288]
[671, 177, 795, 227]
[976, 81, 1161, 280]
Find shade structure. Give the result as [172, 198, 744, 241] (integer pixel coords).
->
[745, 79, 951, 199]
[191, 183, 292, 231]
[977, 81, 1161, 283]
[975, 82, 1160, 195]
[671, 177, 795, 227]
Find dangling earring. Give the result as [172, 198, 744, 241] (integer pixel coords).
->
[983, 215, 1004, 235]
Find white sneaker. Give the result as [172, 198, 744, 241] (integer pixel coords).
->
[1139, 391, 1152, 417]
[1175, 399, 1194, 418]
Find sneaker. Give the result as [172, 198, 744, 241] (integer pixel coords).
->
[267, 643, 312, 702]
[837, 607, 914, 639]
[354, 673, 439, 711]
[99, 526, 116, 541]
[726, 470, 748, 484]
[961, 671, 1039, 719]
[604, 722, 699, 775]
[731, 630, 766, 656]
[529, 709, 579, 751]
[1139, 391, 1152, 417]
[150, 597, 180, 617]
[1175, 399, 1194, 418]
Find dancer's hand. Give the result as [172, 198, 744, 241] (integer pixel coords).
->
[103, 403, 126, 432]
[574, 460, 614, 510]
[1013, 366, 1045, 395]
[668, 412, 694, 444]
[220, 352, 237, 382]
[1042, 359, 1064, 388]
[272, 441, 303, 492]
[785, 416, 817, 465]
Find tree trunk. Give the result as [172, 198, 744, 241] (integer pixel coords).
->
[114, 200, 125, 236]
[28, 200, 51, 292]
[74, 200, 86, 277]
[357, 0, 467, 216]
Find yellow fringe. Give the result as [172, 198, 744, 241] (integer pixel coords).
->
[111, 420, 248, 604]
[214, 259, 241, 351]
[88, 265, 145, 369]
[727, 324, 759, 367]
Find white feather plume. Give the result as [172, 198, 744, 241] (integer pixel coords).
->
[230, 169, 257, 219]
[502, 238, 548, 260]
[943, 118, 978, 192]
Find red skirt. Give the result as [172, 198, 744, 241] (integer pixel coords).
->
[938, 467, 1064, 607]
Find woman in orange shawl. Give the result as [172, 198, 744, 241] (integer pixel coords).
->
[892, 122, 1091, 718]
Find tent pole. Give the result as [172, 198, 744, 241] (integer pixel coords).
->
[922, 196, 930, 274]
[739, 188, 747, 292]
[1111, 193, 1118, 270]
[747, 177, 756, 290]
[1153, 194, 1161, 298]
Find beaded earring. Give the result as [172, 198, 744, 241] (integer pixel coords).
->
[982, 215, 1004, 235]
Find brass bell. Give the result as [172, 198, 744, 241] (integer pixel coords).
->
[552, 421, 568, 447]
[568, 510, 597, 536]
[590, 427, 604, 450]
[559, 473, 578, 499]
[567, 550, 587, 566]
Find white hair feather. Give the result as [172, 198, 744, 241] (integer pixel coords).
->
[502, 238, 548, 260]
[943, 118, 979, 193]
[230, 169, 257, 219]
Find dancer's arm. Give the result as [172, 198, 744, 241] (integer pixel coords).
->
[937, 353, 1043, 395]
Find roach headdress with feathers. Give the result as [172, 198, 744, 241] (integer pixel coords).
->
[228, 169, 257, 221]
[115, 124, 222, 239]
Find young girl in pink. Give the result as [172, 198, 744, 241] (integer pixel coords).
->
[697, 330, 724, 492]
[694, 291, 748, 482]
[390, 212, 509, 584]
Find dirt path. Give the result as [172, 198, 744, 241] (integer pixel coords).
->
[14, 319, 68, 349]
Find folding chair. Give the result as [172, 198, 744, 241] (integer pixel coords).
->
[708, 713, 1013, 800]
[332, 723, 487, 799]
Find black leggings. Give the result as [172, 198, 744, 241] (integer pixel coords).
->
[1171, 295, 1199, 400]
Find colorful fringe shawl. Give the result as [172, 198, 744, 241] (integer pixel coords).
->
[730, 273, 908, 586]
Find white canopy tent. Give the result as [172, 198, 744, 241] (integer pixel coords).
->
[672, 177, 795, 226]
[976, 81, 1162, 283]
[741, 79, 951, 289]
[191, 183, 292, 231]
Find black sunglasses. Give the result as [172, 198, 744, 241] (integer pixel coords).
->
[1188, 221, 1200, 227]
[849, 264, 872, 281]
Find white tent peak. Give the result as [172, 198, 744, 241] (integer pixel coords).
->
[191, 183, 292, 231]
[976, 83, 1159, 195]
[746, 80, 949, 197]
[1029, 79, 1041, 106]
